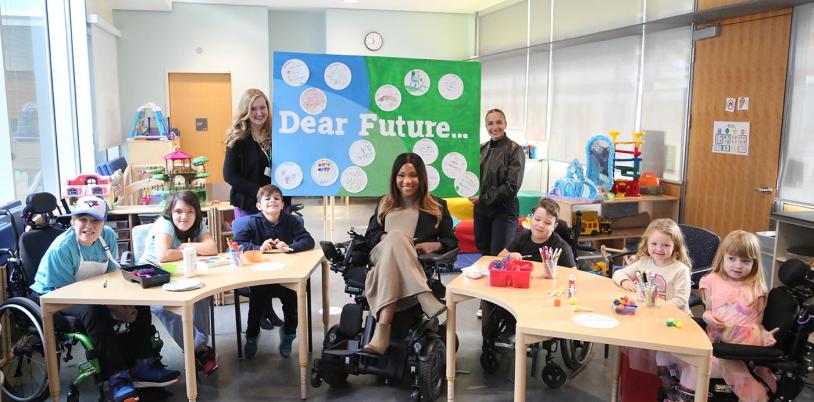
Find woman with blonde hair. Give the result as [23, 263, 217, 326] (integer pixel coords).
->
[224, 88, 272, 218]
[223, 88, 285, 329]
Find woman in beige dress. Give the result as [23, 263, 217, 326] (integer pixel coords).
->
[362, 152, 458, 354]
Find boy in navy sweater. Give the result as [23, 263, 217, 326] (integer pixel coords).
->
[234, 185, 315, 358]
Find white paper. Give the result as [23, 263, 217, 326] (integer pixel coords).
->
[712, 121, 750, 156]
[571, 313, 620, 329]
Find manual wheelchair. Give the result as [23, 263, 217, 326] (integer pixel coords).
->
[0, 193, 163, 402]
[311, 229, 458, 402]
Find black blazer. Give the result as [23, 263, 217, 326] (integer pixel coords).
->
[223, 135, 270, 212]
[364, 196, 458, 253]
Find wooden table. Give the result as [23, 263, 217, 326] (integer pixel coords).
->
[39, 249, 329, 402]
[445, 257, 712, 402]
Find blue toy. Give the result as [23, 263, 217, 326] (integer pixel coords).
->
[549, 159, 599, 200]
[128, 102, 173, 139]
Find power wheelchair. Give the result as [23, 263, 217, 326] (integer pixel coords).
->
[664, 258, 814, 402]
[0, 193, 163, 402]
[311, 229, 458, 402]
[479, 215, 594, 388]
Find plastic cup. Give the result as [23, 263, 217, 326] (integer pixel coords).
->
[543, 260, 557, 279]
[645, 284, 657, 307]
[636, 283, 647, 302]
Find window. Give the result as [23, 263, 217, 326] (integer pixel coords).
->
[0, 0, 58, 204]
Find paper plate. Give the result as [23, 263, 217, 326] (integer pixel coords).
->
[461, 265, 488, 279]
[571, 313, 620, 329]
[162, 279, 204, 292]
[251, 262, 286, 272]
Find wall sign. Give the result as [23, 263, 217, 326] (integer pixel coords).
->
[712, 121, 750, 156]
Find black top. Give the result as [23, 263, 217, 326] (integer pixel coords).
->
[223, 135, 270, 212]
[233, 212, 315, 252]
[505, 231, 576, 268]
[364, 196, 458, 253]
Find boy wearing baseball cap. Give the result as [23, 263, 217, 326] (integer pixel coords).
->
[31, 196, 180, 402]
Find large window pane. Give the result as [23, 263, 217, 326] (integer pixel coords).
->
[478, 0, 528, 55]
[640, 26, 692, 181]
[553, 0, 642, 41]
[1, 0, 56, 203]
[527, 47, 548, 142]
[480, 51, 527, 142]
[778, 3, 814, 205]
[548, 36, 641, 162]
[529, 0, 552, 45]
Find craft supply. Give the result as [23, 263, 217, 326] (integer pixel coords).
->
[666, 319, 683, 328]
[103, 279, 107, 288]
[229, 241, 242, 267]
[568, 274, 576, 298]
[182, 239, 197, 278]
[644, 282, 658, 307]
[553, 298, 561, 307]
[613, 296, 638, 315]
[568, 297, 578, 305]
[572, 306, 593, 312]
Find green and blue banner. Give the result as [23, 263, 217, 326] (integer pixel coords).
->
[271, 51, 481, 197]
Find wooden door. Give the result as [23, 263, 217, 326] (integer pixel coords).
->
[684, 10, 791, 236]
[168, 73, 231, 183]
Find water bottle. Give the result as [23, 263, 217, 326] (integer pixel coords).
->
[183, 240, 197, 278]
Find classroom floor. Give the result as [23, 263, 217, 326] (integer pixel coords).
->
[56, 198, 814, 402]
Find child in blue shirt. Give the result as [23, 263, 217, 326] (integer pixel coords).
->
[141, 191, 219, 375]
[30, 196, 180, 402]
[234, 184, 314, 359]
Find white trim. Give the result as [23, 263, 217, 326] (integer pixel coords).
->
[70, 0, 95, 173]
[49, 0, 79, 188]
[87, 14, 122, 38]
[0, 29, 14, 203]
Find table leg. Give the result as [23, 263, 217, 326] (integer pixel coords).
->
[673, 352, 711, 402]
[297, 280, 308, 399]
[513, 331, 527, 402]
[321, 259, 330, 334]
[41, 304, 63, 402]
[445, 296, 457, 402]
[610, 346, 620, 402]
[169, 305, 197, 402]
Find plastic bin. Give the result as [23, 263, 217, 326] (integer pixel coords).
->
[121, 263, 171, 288]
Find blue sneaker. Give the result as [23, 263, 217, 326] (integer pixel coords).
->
[279, 326, 296, 358]
[130, 357, 180, 388]
[109, 370, 139, 402]
[244, 334, 259, 359]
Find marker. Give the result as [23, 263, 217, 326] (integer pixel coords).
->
[103, 279, 108, 288]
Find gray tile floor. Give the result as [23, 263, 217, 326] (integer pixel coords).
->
[55, 198, 814, 401]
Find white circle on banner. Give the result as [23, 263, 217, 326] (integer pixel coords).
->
[274, 162, 303, 190]
[349, 140, 376, 167]
[324, 62, 352, 90]
[374, 84, 401, 112]
[454, 171, 479, 197]
[341, 166, 368, 193]
[300, 87, 327, 115]
[404, 69, 430, 96]
[441, 152, 467, 179]
[412, 139, 439, 164]
[311, 158, 339, 186]
[426, 166, 440, 192]
[438, 73, 464, 100]
[281, 59, 309, 87]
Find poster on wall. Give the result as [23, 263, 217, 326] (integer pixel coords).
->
[271, 51, 481, 197]
[712, 121, 750, 156]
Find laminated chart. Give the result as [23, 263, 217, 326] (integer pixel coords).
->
[272, 51, 481, 197]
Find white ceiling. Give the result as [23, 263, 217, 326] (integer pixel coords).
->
[109, 0, 508, 14]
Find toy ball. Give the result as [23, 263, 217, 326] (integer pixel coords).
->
[568, 297, 579, 305]
[666, 319, 682, 328]
[675, 321, 683, 329]
[553, 298, 561, 307]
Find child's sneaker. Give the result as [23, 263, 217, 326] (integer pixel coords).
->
[195, 346, 219, 376]
[109, 370, 139, 402]
[278, 326, 296, 358]
[244, 334, 259, 359]
[130, 357, 180, 388]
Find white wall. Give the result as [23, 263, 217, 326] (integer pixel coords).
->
[268, 9, 326, 98]
[324, 9, 475, 60]
[113, 3, 269, 137]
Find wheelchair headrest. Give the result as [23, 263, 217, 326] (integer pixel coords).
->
[25, 192, 57, 214]
[778, 259, 812, 289]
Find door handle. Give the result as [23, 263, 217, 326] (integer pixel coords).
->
[755, 187, 773, 193]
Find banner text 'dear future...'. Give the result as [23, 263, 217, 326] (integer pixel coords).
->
[277, 111, 469, 139]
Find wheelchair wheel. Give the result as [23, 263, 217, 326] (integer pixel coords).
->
[479, 351, 499, 374]
[0, 298, 50, 402]
[541, 363, 567, 388]
[437, 324, 459, 353]
[559, 339, 593, 371]
[417, 339, 445, 402]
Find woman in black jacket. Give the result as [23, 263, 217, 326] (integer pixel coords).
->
[469, 108, 525, 256]
[362, 153, 458, 354]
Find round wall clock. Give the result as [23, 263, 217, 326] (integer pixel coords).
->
[364, 31, 383, 51]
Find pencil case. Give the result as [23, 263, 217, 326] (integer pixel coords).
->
[121, 263, 172, 288]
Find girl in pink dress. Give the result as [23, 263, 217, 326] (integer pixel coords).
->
[657, 230, 777, 402]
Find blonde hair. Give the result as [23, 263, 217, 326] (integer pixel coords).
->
[710, 230, 767, 301]
[636, 218, 691, 266]
[377, 153, 442, 227]
[226, 88, 271, 151]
